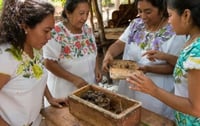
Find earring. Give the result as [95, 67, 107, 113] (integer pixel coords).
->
[25, 31, 28, 34]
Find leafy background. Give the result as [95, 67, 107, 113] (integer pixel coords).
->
[0, 0, 3, 11]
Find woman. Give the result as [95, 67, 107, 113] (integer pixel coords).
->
[43, 0, 102, 100]
[127, 0, 200, 125]
[102, 0, 186, 119]
[0, 0, 67, 126]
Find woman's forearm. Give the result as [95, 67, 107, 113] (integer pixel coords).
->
[163, 53, 178, 66]
[152, 85, 200, 117]
[95, 54, 100, 70]
[44, 85, 53, 101]
[0, 116, 9, 126]
[0, 74, 10, 89]
[105, 40, 125, 58]
[144, 64, 174, 74]
[144, 50, 178, 66]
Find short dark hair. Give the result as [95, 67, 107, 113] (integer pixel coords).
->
[0, 0, 55, 50]
[61, 0, 89, 19]
[135, 0, 168, 18]
[167, 0, 200, 28]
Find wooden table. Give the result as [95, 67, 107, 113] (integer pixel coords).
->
[41, 106, 175, 126]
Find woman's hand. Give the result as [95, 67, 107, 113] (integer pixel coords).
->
[45, 85, 68, 108]
[95, 67, 102, 83]
[102, 40, 125, 72]
[0, 116, 9, 126]
[143, 50, 178, 66]
[138, 65, 148, 73]
[126, 72, 158, 95]
[48, 97, 69, 108]
[102, 53, 113, 72]
[73, 76, 88, 88]
[143, 50, 166, 61]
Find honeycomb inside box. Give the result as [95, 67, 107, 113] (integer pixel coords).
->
[68, 85, 141, 126]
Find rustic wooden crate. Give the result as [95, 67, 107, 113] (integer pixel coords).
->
[68, 85, 141, 126]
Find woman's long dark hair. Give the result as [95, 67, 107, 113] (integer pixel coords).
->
[167, 0, 200, 28]
[0, 0, 55, 51]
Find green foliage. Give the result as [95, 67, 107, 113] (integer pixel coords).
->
[121, 0, 131, 4]
[52, 0, 66, 6]
[102, 0, 111, 7]
[0, 0, 3, 12]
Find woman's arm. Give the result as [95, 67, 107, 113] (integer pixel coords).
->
[0, 74, 10, 89]
[0, 74, 10, 125]
[95, 54, 102, 83]
[44, 59, 87, 88]
[102, 40, 125, 72]
[44, 85, 68, 107]
[152, 69, 200, 117]
[105, 40, 125, 58]
[127, 69, 200, 117]
[0, 116, 9, 126]
[139, 64, 174, 74]
[143, 50, 178, 66]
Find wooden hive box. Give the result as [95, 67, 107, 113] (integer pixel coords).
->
[68, 85, 142, 126]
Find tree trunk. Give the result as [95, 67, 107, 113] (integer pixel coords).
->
[92, 0, 106, 42]
[88, 0, 94, 31]
[115, 0, 120, 10]
[92, 0, 114, 84]
[97, 0, 102, 13]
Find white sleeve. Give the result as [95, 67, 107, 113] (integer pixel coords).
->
[118, 25, 131, 44]
[0, 46, 18, 76]
[43, 38, 62, 61]
[184, 57, 200, 70]
[160, 35, 187, 56]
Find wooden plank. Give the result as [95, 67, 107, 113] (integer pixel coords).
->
[105, 28, 124, 40]
[41, 106, 175, 126]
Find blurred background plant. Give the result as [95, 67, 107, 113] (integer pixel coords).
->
[0, 0, 3, 12]
[51, 0, 66, 6]
[102, 0, 112, 7]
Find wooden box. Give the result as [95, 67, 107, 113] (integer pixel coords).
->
[68, 85, 142, 126]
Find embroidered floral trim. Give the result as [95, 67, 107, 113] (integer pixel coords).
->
[5, 46, 22, 61]
[174, 38, 200, 83]
[128, 18, 174, 50]
[184, 57, 200, 69]
[51, 22, 97, 60]
[6, 47, 44, 79]
[175, 111, 200, 126]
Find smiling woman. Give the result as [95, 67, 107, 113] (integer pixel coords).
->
[43, 0, 102, 107]
[102, 0, 187, 120]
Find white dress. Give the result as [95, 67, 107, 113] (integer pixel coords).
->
[0, 43, 46, 126]
[117, 18, 187, 120]
[43, 22, 97, 99]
